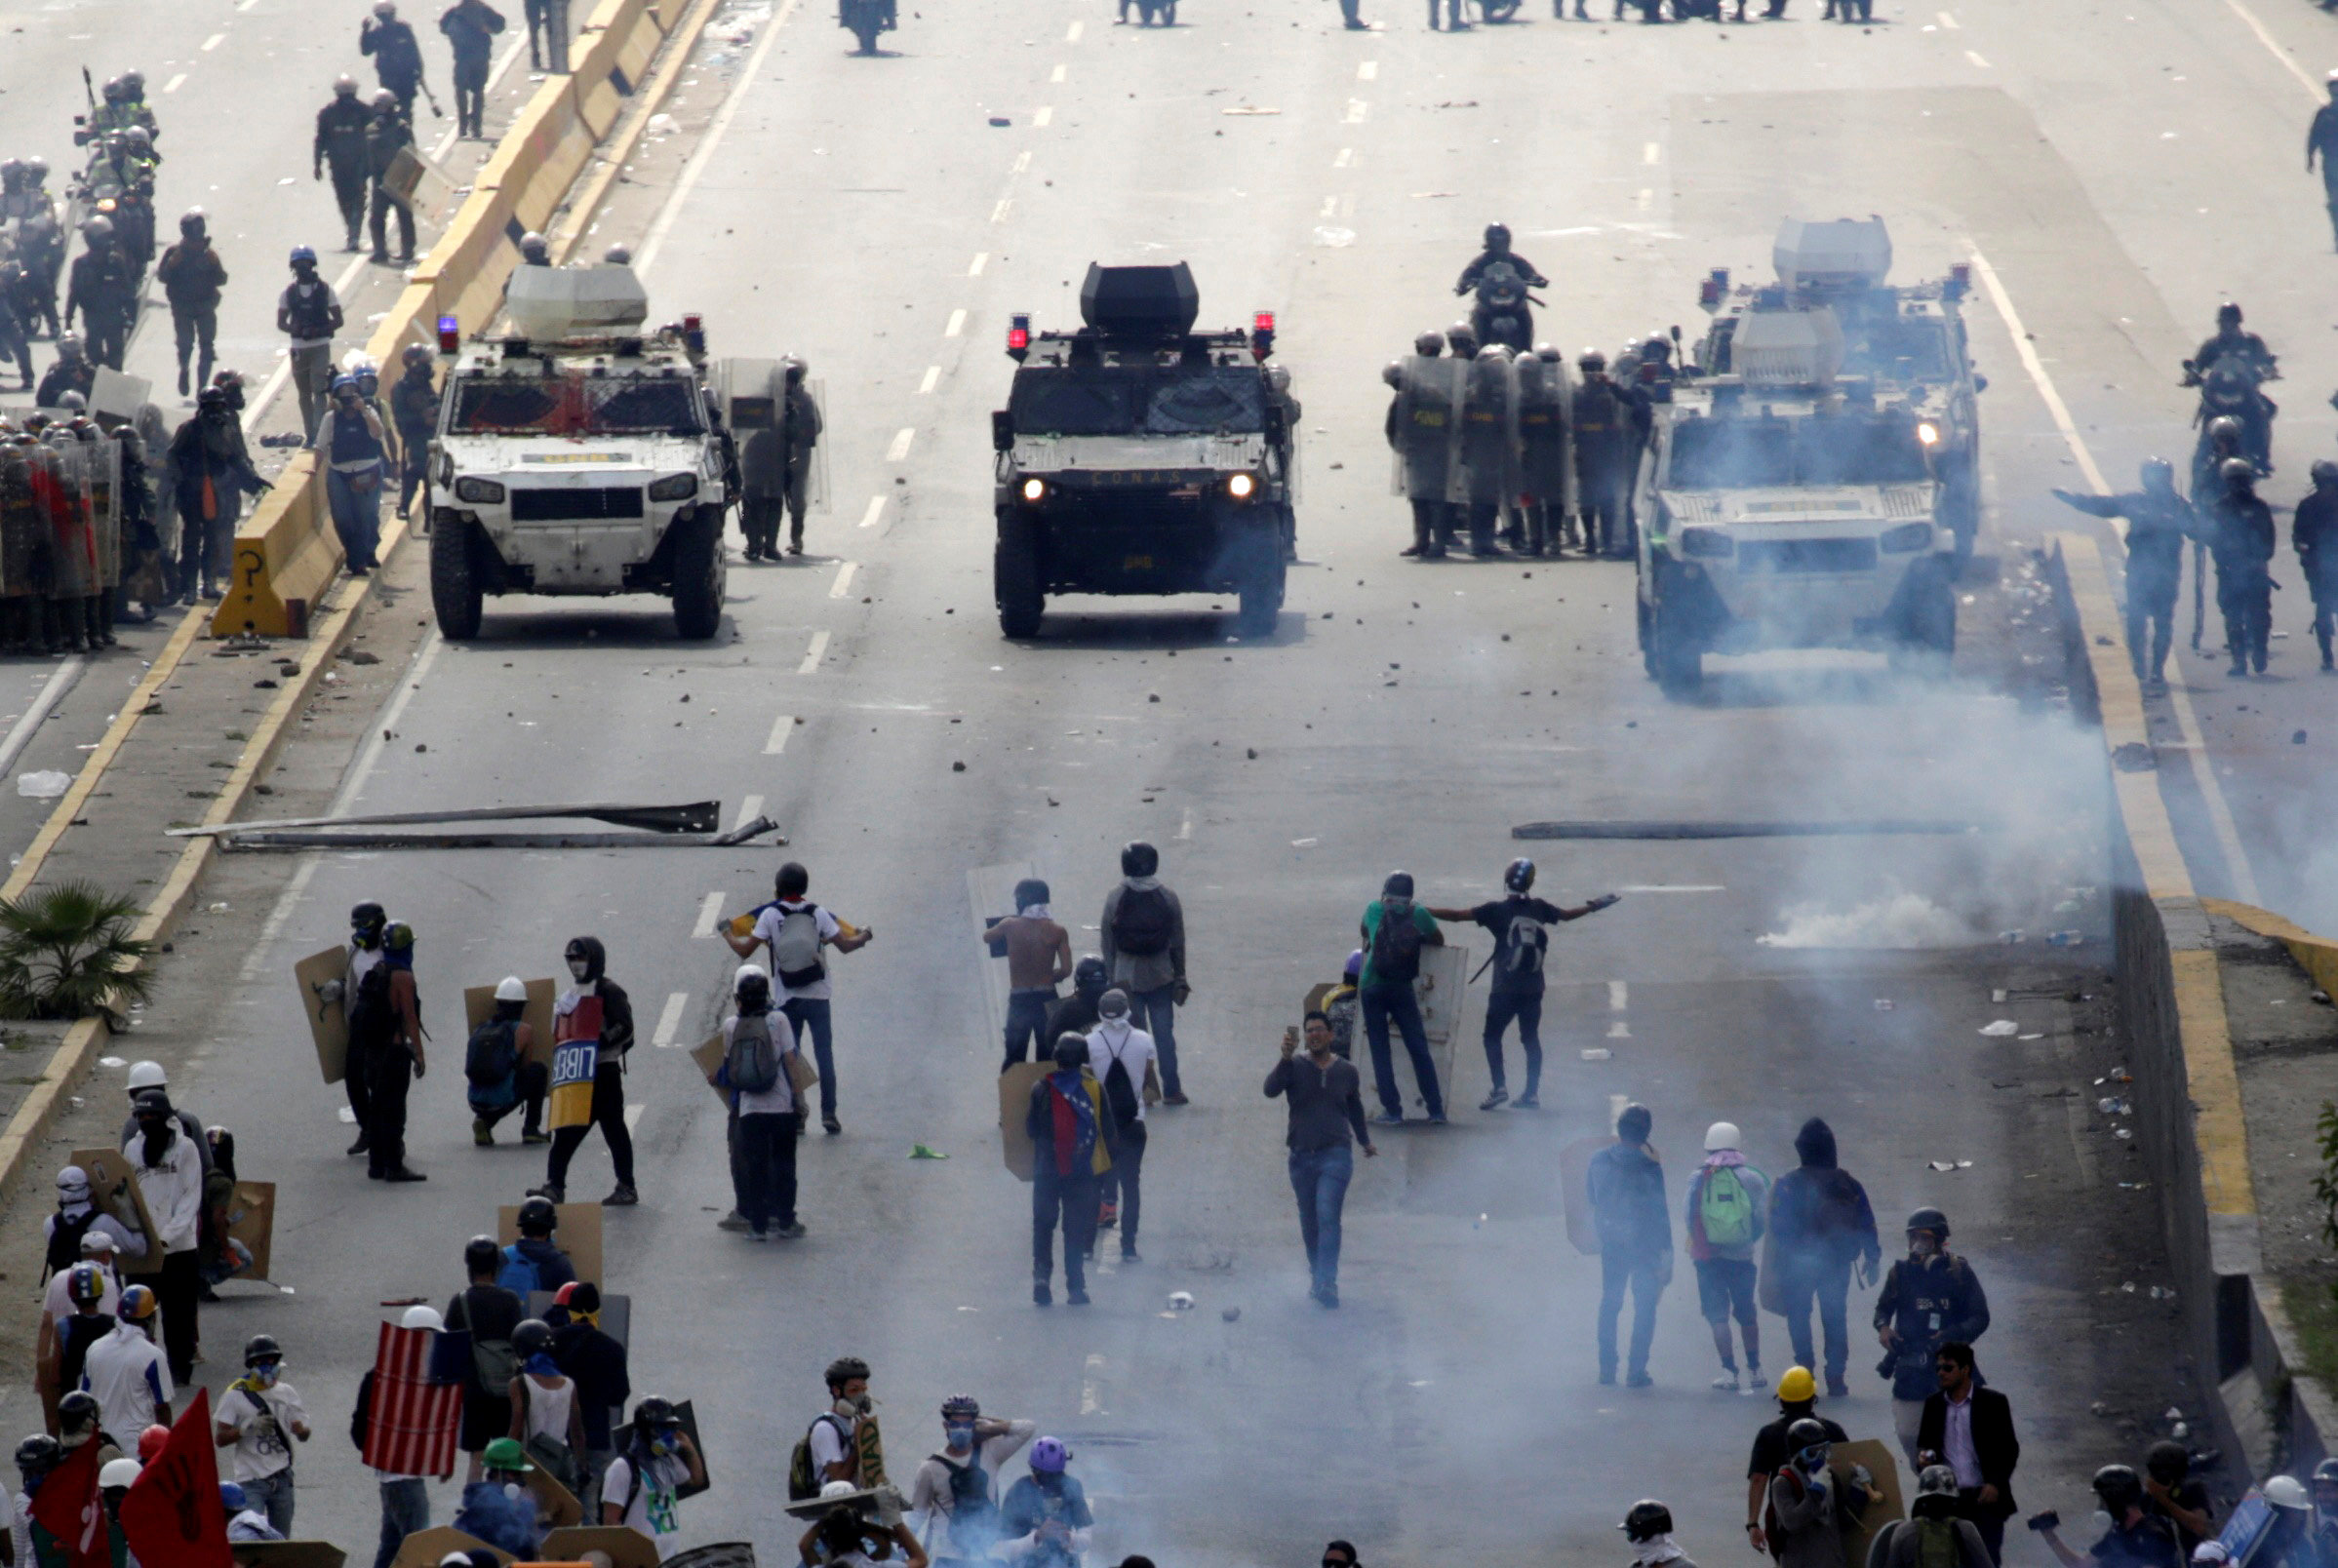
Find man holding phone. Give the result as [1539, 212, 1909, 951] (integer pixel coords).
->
[1264, 1012, 1376, 1308]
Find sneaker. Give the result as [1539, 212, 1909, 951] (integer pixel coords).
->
[1599, 1368, 1616, 1386]
[473, 1117, 494, 1147]
[716, 1210, 750, 1233]
[1514, 1092, 1540, 1109]
[383, 1167, 428, 1183]
[775, 1222, 807, 1238]
[1626, 1372, 1654, 1389]
[1066, 1288, 1090, 1306]
[1480, 1088, 1510, 1112]
[823, 1117, 842, 1135]
[1370, 1112, 1405, 1127]
[522, 1130, 549, 1145]
[1316, 1286, 1340, 1308]
[1712, 1371, 1740, 1392]
[747, 1229, 771, 1242]
[527, 1184, 565, 1203]
[1120, 1247, 1141, 1264]
[603, 1185, 639, 1206]
[1743, 1374, 1769, 1396]
[1825, 1376, 1849, 1398]
[1097, 1201, 1119, 1230]
[1161, 1092, 1189, 1107]
[1033, 1282, 1053, 1307]
[1426, 1113, 1448, 1125]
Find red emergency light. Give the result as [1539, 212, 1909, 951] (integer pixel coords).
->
[436, 315, 459, 353]
[1251, 310, 1276, 360]
[1008, 313, 1031, 362]
[1946, 261, 1972, 299]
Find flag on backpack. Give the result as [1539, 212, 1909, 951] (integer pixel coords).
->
[358, 1319, 467, 1477]
[118, 1391, 230, 1568]
[28, 1437, 109, 1568]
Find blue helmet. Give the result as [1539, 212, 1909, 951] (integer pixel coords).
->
[289, 245, 317, 266]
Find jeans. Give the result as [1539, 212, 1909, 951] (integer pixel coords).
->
[475, 1060, 548, 1136]
[153, 1247, 201, 1385]
[242, 1469, 296, 1537]
[328, 463, 384, 570]
[785, 997, 838, 1121]
[1033, 1168, 1099, 1291]
[1598, 1250, 1662, 1379]
[1958, 1491, 2007, 1566]
[546, 1061, 635, 1190]
[1361, 981, 1443, 1118]
[1003, 988, 1056, 1071]
[1483, 989, 1542, 1096]
[366, 1041, 415, 1177]
[373, 1476, 429, 1568]
[172, 305, 217, 390]
[1288, 1143, 1355, 1296]
[1101, 1120, 1146, 1251]
[1130, 984, 1182, 1096]
[737, 1111, 799, 1232]
[1776, 1261, 1852, 1382]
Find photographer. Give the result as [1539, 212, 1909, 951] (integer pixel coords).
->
[312, 374, 388, 573]
[2037, 1467, 2183, 1568]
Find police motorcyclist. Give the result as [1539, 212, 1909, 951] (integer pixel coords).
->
[1620, 1500, 1699, 1568]
[1571, 349, 1635, 558]
[2050, 459, 2202, 693]
[315, 77, 375, 253]
[1384, 330, 1458, 560]
[34, 333, 96, 409]
[361, 1, 429, 120]
[2295, 459, 2338, 673]
[2185, 302, 2278, 387]
[1454, 222, 1547, 296]
[440, 0, 507, 139]
[154, 210, 228, 397]
[365, 90, 417, 265]
[1873, 1206, 1989, 1470]
[390, 344, 438, 521]
[63, 218, 138, 371]
[2203, 456, 2276, 678]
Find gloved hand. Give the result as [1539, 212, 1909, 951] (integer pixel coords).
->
[1171, 978, 1190, 1006]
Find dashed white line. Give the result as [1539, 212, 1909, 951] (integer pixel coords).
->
[1357, 59, 1378, 79]
[1333, 146, 1354, 168]
[1936, 8, 1958, 23]
[1033, 106, 1053, 127]
[1963, 48, 1989, 65]
[1608, 1093, 1631, 1124]
[733, 795, 766, 828]
[970, 252, 989, 276]
[918, 366, 940, 394]
[1012, 150, 1031, 174]
[1643, 140, 1661, 163]
[829, 561, 859, 599]
[944, 308, 967, 337]
[1607, 1020, 1632, 1039]
[990, 198, 1013, 223]
[764, 715, 799, 755]
[162, 73, 188, 93]
[798, 630, 830, 675]
[1176, 806, 1194, 841]
[1607, 981, 1628, 1011]
[1319, 195, 1338, 217]
[623, 1103, 645, 1131]
[1067, 17, 1084, 37]
[885, 428, 915, 462]
[1343, 98, 1368, 123]
[691, 891, 727, 938]
[858, 495, 887, 529]
[1050, 62, 1066, 82]
[200, 31, 226, 49]
[652, 991, 690, 1047]
[1636, 188, 1652, 210]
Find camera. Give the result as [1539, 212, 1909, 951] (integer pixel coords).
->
[2026, 1511, 2061, 1534]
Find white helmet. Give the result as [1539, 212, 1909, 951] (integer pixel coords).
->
[2265, 1475, 2312, 1510]
[1704, 1121, 1741, 1153]
[126, 1061, 166, 1092]
[735, 962, 769, 988]
[819, 1480, 858, 1501]
[99, 1459, 141, 1489]
[56, 1164, 90, 1198]
[494, 976, 528, 1002]
[401, 1305, 445, 1331]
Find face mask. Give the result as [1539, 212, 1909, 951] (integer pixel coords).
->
[503, 1482, 523, 1501]
[568, 959, 591, 980]
[1798, 1449, 1829, 1473]
[838, 1394, 871, 1417]
[652, 1434, 679, 1457]
[254, 1364, 280, 1389]
[1910, 1235, 1938, 1259]
[946, 1427, 975, 1450]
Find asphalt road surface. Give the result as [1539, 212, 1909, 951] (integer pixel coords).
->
[8, 0, 2319, 1551]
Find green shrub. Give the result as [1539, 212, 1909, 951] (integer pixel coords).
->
[0, 882, 154, 1021]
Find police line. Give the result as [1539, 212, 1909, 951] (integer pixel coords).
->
[210, 0, 704, 639]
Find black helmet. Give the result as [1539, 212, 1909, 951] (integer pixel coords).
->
[1619, 1501, 1673, 1543]
[2139, 457, 2174, 490]
[1053, 1032, 1089, 1070]
[351, 901, 386, 932]
[2220, 456, 2256, 489]
[1906, 1205, 1949, 1240]
[1413, 330, 1444, 356]
[940, 1393, 981, 1420]
[2314, 1458, 2338, 1486]
[463, 1235, 501, 1274]
[1382, 361, 1404, 390]
[15, 1434, 61, 1473]
[783, 358, 808, 386]
[179, 209, 207, 236]
[2093, 1464, 2145, 1511]
[1484, 221, 1511, 249]
[1578, 347, 1607, 372]
[632, 1395, 682, 1431]
[2205, 414, 2242, 446]
[825, 1355, 872, 1389]
[2144, 1440, 2189, 1484]
[2217, 301, 2242, 326]
[512, 1319, 553, 1358]
[1787, 1418, 1831, 1452]
[1504, 857, 1535, 893]
[243, 1334, 283, 1367]
[59, 1392, 100, 1432]
[517, 1196, 558, 1235]
[1381, 871, 1414, 899]
[1072, 955, 1107, 996]
[1446, 322, 1479, 357]
[1120, 841, 1159, 878]
[401, 343, 435, 371]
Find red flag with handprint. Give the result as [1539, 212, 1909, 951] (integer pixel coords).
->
[118, 1388, 230, 1568]
[26, 1436, 109, 1568]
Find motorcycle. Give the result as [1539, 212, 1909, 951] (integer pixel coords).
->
[839, 0, 894, 53]
[2187, 351, 2276, 491]
[1470, 260, 1538, 356]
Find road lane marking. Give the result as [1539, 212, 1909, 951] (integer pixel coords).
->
[1964, 249, 2106, 494]
[2221, 0, 2320, 97]
[635, 0, 803, 277]
[1033, 106, 1053, 127]
[201, 31, 225, 49]
[1067, 18, 1084, 37]
[1608, 981, 1628, 1010]
[1333, 146, 1354, 167]
[1608, 1093, 1630, 1124]
[918, 366, 940, 394]
[1177, 806, 1193, 841]
[1642, 140, 1661, 163]
[858, 495, 887, 529]
[991, 198, 1013, 222]
[970, 252, 989, 276]
[765, 714, 798, 755]
[163, 73, 187, 93]
[1636, 188, 1652, 210]
[885, 427, 915, 461]
[624, 1103, 645, 1130]
[1344, 98, 1368, 123]
[1936, 8, 1958, 22]
[944, 308, 967, 337]
[1050, 63, 1066, 82]
[691, 891, 726, 938]
[830, 561, 859, 598]
[1963, 48, 1989, 65]
[1608, 1020, 1632, 1039]
[798, 630, 830, 674]
[1012, 150, 1032, 175]
[1357, 59, 1378, 78]
[1319, 195, 1338, 217]
[733, 795, 765, 828]
[653, 991, 690, 1047]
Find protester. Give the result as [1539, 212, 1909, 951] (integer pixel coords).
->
[223, 1480, 287, 1542]
[213, 1333, 310, 1537]
[718, 962, 804, 1240]
[122, 1090, 201, 1385]
[1764, 1418, 1870, 1568]
[508, 1316, 586, 1500]
[1425, 859, 1616, 1109]
[910, 1394, 1035, 1568]
[1748, 1369, 1847, 1554]
[468, 975, 548, 1146]
[1044, 956, 1110, 1053]
[802, 1480, 930, 1568]
[1356, 871, 1446, 1125]
[1767, 1117, 1882, 1398]
[51, 1264, 116, 1431]
[2142, 1440, 2214, 1555]
[1588, 1103, 1670, 1388]
[448, 1235, 525, 1483]
[602, 1396, 706, 1555]
[1876, 1207, 1990, 1467]
[1087, 989, 1158, 1258]
[79, 1285, 169, 1446]
[1323, 1543, 1362, 1568]
[1027, 1036, 1118, 1307]
[342, 903, 390, 1158]
[1098, 842, 1188, 1105]
[44, 1162, 145, 1279]
[362, 1305, 441, 1568]
[534, 934, 638, 1204]
[1868, 1468, 1995, 1568]
[2041, 1467, 2183, 1568]
[990, 879, 1072, 1071]
[354, 921, 426, 1183]
[809, 1356, 875, 1489]
[1622, 1499, 1699, 1568]
[1266, 1011, 1376, 1307]
[1684, 1121, 1768, 1393]
[456, 1436, 544, 1558]
[1914, 1342, 2016, 1565]
[500, 1196, 577, 1293]
[999, 1437, 1092, 1568]
[546, 1280, 629, 1513]
[725, 861, 874, 1134]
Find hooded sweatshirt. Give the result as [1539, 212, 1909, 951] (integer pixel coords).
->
[1587, 1140, 1670, 1260]
[1766, 1119, 1880, 1274]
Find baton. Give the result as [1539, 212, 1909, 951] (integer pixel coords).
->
[2190, 539, 2205, 650]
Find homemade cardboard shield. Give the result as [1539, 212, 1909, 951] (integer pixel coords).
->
[539, 1526, 661, 1568]
[232, 1544, 349, 1568]
[387, 1527, 507, 1568]
[998, 1061, 1050, 1182]
[691, 1031, 730, 1109]
[464, 978, 558, 1067]
[72, 1147, 161, 1276]
[525, 1463, 584, 1529]
[665, 1547, 759, 1568]
[496, 1203, 603, 1289]
[380, 143, 456, 219]
[1559, 1134, 1669, 1257]
[224, 1179, 276, 1281]
[294, 945, 351, 1084]
[1834, 1437, 1906, 1568]
[611, 1396, 711, 1500]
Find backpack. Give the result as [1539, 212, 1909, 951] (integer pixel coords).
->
[464, 1018, 519, 1090]
[1098, 1036, 1140, 1131]
[1369, 899, 1425, 982]
[349, 961, 392, 1039]
[789, 1414, 851, 1501]
[495, 1243, 541, 1296]
[933, 1450, 997, 1535]
[1700, 1165, 1757, 1247]
[44, 1207, 99, 1278]
[726, 1012, 781, 1096]
[350, 1369, 376, 1451]
[771, 904, 827, 990]
[1497, 912, 1550, 982]
[1111, 885, 1174, 957]
[453, 1287, 521, 1395]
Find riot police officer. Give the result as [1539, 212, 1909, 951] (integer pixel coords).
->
[154, 210, 228, 397]
[1571, 350, 1635, 558]
[1385, 330, 1459, 561]
[2296, 459, 2338, 673]
[34, 334, 95, 410]
[0, 266, 30, 392]
[390, 344, 438, 521]
[439, 0, 507, 140]
[62, 220, 137, 371]
[776, 359, 823, 555]
[366, 91, 417, 264]
[315, 77, 375, 254]
[1515, 343, 1572, 557]
[2309, 73, 2338, 253]
[361, 1, 429, 121]
[2204, 456, 2276, 678]
[2051, 460, 2200, 694]
[1459, 343, 1518, 557]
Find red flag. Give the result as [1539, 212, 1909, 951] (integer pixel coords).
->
[27, 1437, 110, 1568]
[119, 1389, 230, 1568]
[360, 1320, 463, 1478]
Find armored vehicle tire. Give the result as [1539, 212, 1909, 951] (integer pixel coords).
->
[1889, 566, 1956, 672]
[430, 517, 484, 640]
[1651, 606, 1704, 696]
[671, 510, 725, 640]
[1236, 528, 1285, 637]
[996, 513, 1044, 638]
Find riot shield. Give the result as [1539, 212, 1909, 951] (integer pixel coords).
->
[86, 435, 121, 588]
[1515, 353, 1575, 515]
[1390, 353, 1465, 503]
[0, 442, 34, 600]
[713, 358, 783, 500]
[789, 378, 829, 513]
[1459, 351, 1521, 506]
[45, 438, 93, 598]
[20, 442, 63, 597]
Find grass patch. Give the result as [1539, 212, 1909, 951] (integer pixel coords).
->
[2279, 1274, 2338, 1399]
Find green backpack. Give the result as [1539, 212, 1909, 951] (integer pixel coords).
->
[1700, 1165, 1757, 1247]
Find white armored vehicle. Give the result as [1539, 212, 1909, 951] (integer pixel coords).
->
[426, 264, 730, 640]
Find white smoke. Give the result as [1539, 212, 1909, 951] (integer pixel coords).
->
[1758, 887, 1983, 950]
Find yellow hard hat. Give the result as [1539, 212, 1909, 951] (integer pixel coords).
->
[1775, 1366, 1817, 1403]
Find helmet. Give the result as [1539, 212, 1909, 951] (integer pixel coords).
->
[2092, 1464, 2145, 1510]
[940, 1393, 981, 1420]
[2315, 1457, 2338, 1484]
[24, 156, 49, 180]
[1906, 1205, 1950, 1239]
[512, 1319, 553, 1358]
[1479, 342, 1514, 364]
[481, 1436, 535, 1473]
[784, 357, 808, 385]
[734, 962, 771, 1003]
[819, 1479, 858, 1502]
[402, 343, 435, 371]
[1483, 221, 1511, 248]
[1072, 955, 1107, 994]
[519, 231, 548, 260]
[372, 88, 398, 110]
[2206, 414, 2242, 446]
[1382, 871, 1413, 898]
[179, 209, 206, 234]
[494, 976, 527, 1003]
[382, 921, 415, 954]
[197, 386, 228, 410]
[2265, 1475, 2313, 1510]
[631, 1395, 682, 1431]
[1381, 362, 1403, 390]
[137, 1427, 167, 1464]
[118, 1284, 158, 1321]
[1704, 1121, 1741, 1152]
[219, 1481, 247, 1513]
[1917, 1466, 1959, 1499]
[352, 901, 386, 932]
[463, 1235, 501, 1274]
[1504, 857, 1534, 892]
[99, 1459, 140, 1490]
[1774, 1366, 1817, 1404]
[15, 1435, 61, 1473]
[1787, 1418, 1830, 1452]
[80, 217, 113, 243]
[604, 244, 633, 264]
[1413, 330, 1444, 356]
[332, 374, 360, 395]
[1446, 322, 1478, 356]
[1344, 948, 1363, 980]
[1120, 841, 1159, 878]
[2220, 456, 2257, 488]
[401, 1304, 445, 1330]
[2140, 457, 2175, 490]
[289, 245, 317, 266]
[124, 128, 150, 149]
[824, 1355, 871, 1388]
[2217, 301, 2242, 326]
[335, 73, 360, 96]
[1537, 342, 1562, 362]
[101, 76, 126, 102]
[66, 1262, 105, 1307]
[243, 1334, 282, 1367]
[517, 1196, 558, 1234]
[1028, 1436, 1069, 1473]
[1619, 1501, 1674, 1543]
[59, 1392, 100, 1432]
[1097, 988, 1130, 1021]
[122, 70, 145, 95]
[1579, 348, 1606, 372]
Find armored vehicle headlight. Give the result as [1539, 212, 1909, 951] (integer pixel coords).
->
[454, 477, 505, 504]
[1880, 522, 1935, 553]
[1679, 526, 1732, 560]
[1019, 477, 1047, 502]
[648, 473, 698, 501]
[1916, 421, 1940, 448]
[1226, 472, 1257, 501]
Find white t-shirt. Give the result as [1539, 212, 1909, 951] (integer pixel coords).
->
[807, 1411, 858, 1479]
[1087, 1022, 1158, 1123]
[217, 1382, 307, 1481]
[43, 1260, 121, 1330]
[722, 1011, 798, 1117]
[910, 1420, 1036, 1560]
[604, 1453, 688, 1557]
[83, 1321, 172, 1440]
[345, 945, 383, 1018]
[752, 899, 844, 1001]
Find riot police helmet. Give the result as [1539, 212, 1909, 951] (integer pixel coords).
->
[1578, 347, 1606, 372]
[1446, 321, 1478, 357]
[402, 343, 435, 371]
[2139, 457, 2175, 491]
[2216, 301, 2242, 328]
[80, 216, 113, 243]
[2205, 413, 2242, 447]
[518, 231, 549, 262]
[783, 357, 808, 386]
[24, 156, 49, 182]
[1381, 361, 1403, 389]
[123, 127, 150, 150]
[179, 208, 206, 235]
[122, 70, 146, 98]
[1905, 1205, 1950, 1240]
[1412, 329, 1445, 357]
[372, 89, 398, 111]
[335, 73, 360, 97]
[1483, 221, 1511, 251]
[2220, 456, 2257, 489]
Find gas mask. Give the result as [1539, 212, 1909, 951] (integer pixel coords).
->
[253, 1363, 281, 1390]
[837, 1393, 871, 1418]
[568, 958, 591, 980]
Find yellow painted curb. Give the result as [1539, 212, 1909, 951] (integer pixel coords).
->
[2203, 897, 2338, 1009]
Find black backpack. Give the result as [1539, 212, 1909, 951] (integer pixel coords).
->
[725, 1011, 781, 1095]
[935, 1451, 997, 1535]
[1112, 886, 1173, 957]
[44, 1207, 99, 1278]
[1098, 1037, 1140, 1130]
[464, 1018, 518, 1088]
[1369, 899, 1425, 982]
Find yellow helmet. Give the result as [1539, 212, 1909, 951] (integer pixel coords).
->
[1775, 1366, 1817, 1404]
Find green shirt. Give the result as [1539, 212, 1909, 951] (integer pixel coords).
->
[1358, 899, 1439, 989]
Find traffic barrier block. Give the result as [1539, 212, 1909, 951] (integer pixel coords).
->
[210, 452, 338, 639]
